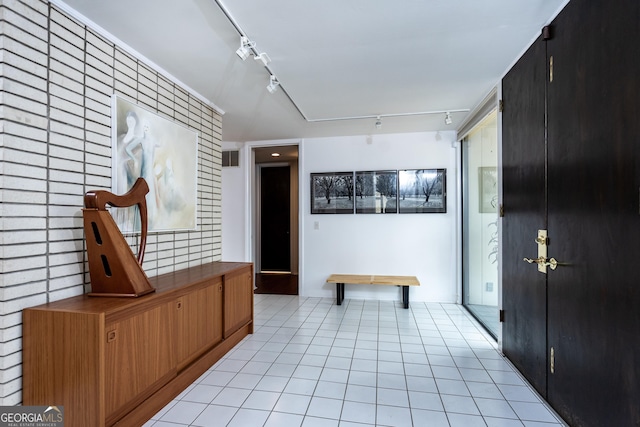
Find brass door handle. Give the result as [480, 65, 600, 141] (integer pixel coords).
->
[523, 257, 559, 270]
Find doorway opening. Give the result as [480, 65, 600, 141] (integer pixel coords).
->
[253, 145, 299, 295]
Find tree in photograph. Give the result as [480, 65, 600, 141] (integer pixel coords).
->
[417, 170, 442, 204]
[339, 174, 354, 201]
[376, 173, 396, 198]
[399, 173, 415, 201]
[316, 175, 336, 204]
[355, 175, 364, 198]
[355, 175, 369, 199]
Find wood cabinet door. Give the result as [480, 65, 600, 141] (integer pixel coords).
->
[105, 302, 176, 423]
[23, 310, 105, 427]
[176, 280, 223, 368]
[224, 267, 254, 338]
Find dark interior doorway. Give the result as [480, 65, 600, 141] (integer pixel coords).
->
[260, 165, 290, 272]
[254, 146, 299, 295]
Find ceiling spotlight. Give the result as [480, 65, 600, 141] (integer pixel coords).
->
[375, 116, 382, 129]
[236, 36, 255, 61]
[444, 112, 452, 125]
[254, 52, 271, 67]
[266, 75, 280, 94]
[271, 152, 280, 157]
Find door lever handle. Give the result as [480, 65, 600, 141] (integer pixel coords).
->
[523, 257, 559, 270]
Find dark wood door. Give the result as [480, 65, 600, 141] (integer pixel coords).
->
[503, 1, 640, 425]
[501, 35, 548, 397]
[260, 166, 291, 272]
[546, 1, 640, 425]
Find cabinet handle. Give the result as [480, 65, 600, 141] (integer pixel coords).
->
[177, 300, 183, 309]
[107, 330, 117, 343]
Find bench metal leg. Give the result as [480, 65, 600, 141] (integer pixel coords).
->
[336, 283, 345, 305]
[402, 286, 409, 309]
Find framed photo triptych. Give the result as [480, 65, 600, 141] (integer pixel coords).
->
[311, 169, 446, 214]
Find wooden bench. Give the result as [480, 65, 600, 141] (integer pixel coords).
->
[326, 274, 420, 309]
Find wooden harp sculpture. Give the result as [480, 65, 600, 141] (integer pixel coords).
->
[83, 178, 155, 297]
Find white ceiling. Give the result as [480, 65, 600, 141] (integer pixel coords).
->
[56, 0, 567, 142]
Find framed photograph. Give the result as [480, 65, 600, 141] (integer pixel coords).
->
[112, 95, 198, 233]
[398, 169, 446, 213]
[310, 172, 354, 214]
[355, 170, 398, 213]
[479, 166, 498, 213]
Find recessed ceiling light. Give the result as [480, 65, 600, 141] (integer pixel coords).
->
[271, 152, 280, 157]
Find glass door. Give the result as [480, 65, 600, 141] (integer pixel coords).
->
[462, 110, 498, 337]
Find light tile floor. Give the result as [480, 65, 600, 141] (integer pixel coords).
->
[144, 295, 567, 427]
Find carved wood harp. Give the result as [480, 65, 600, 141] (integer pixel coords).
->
[83, 178, 155, 297]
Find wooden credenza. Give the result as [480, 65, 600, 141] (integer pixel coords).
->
[22, 262, 254, 427]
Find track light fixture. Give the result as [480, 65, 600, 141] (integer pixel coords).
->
[444, 112, 452, 125]
[236, 36, 255, 60]
[266, 75, 280, 94]
[254, 52, 271, 66]
[217, 0, 472, 125]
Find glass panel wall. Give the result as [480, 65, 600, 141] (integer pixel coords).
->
[462, 110, 499, 337]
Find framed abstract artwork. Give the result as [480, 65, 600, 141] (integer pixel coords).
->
[111, 95, 198, 233]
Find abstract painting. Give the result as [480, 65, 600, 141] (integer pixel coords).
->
[111, 95, 198, 233]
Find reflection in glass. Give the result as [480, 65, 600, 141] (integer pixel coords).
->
[355, 170, 397, 214]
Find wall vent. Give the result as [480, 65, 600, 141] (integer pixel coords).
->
[222, 150, 239, 167]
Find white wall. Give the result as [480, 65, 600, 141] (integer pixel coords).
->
[0, 1, 222, 405]
[222, 131, 459, 303]
[221, 141, 248, 262]
[301, 132, 458, 302]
